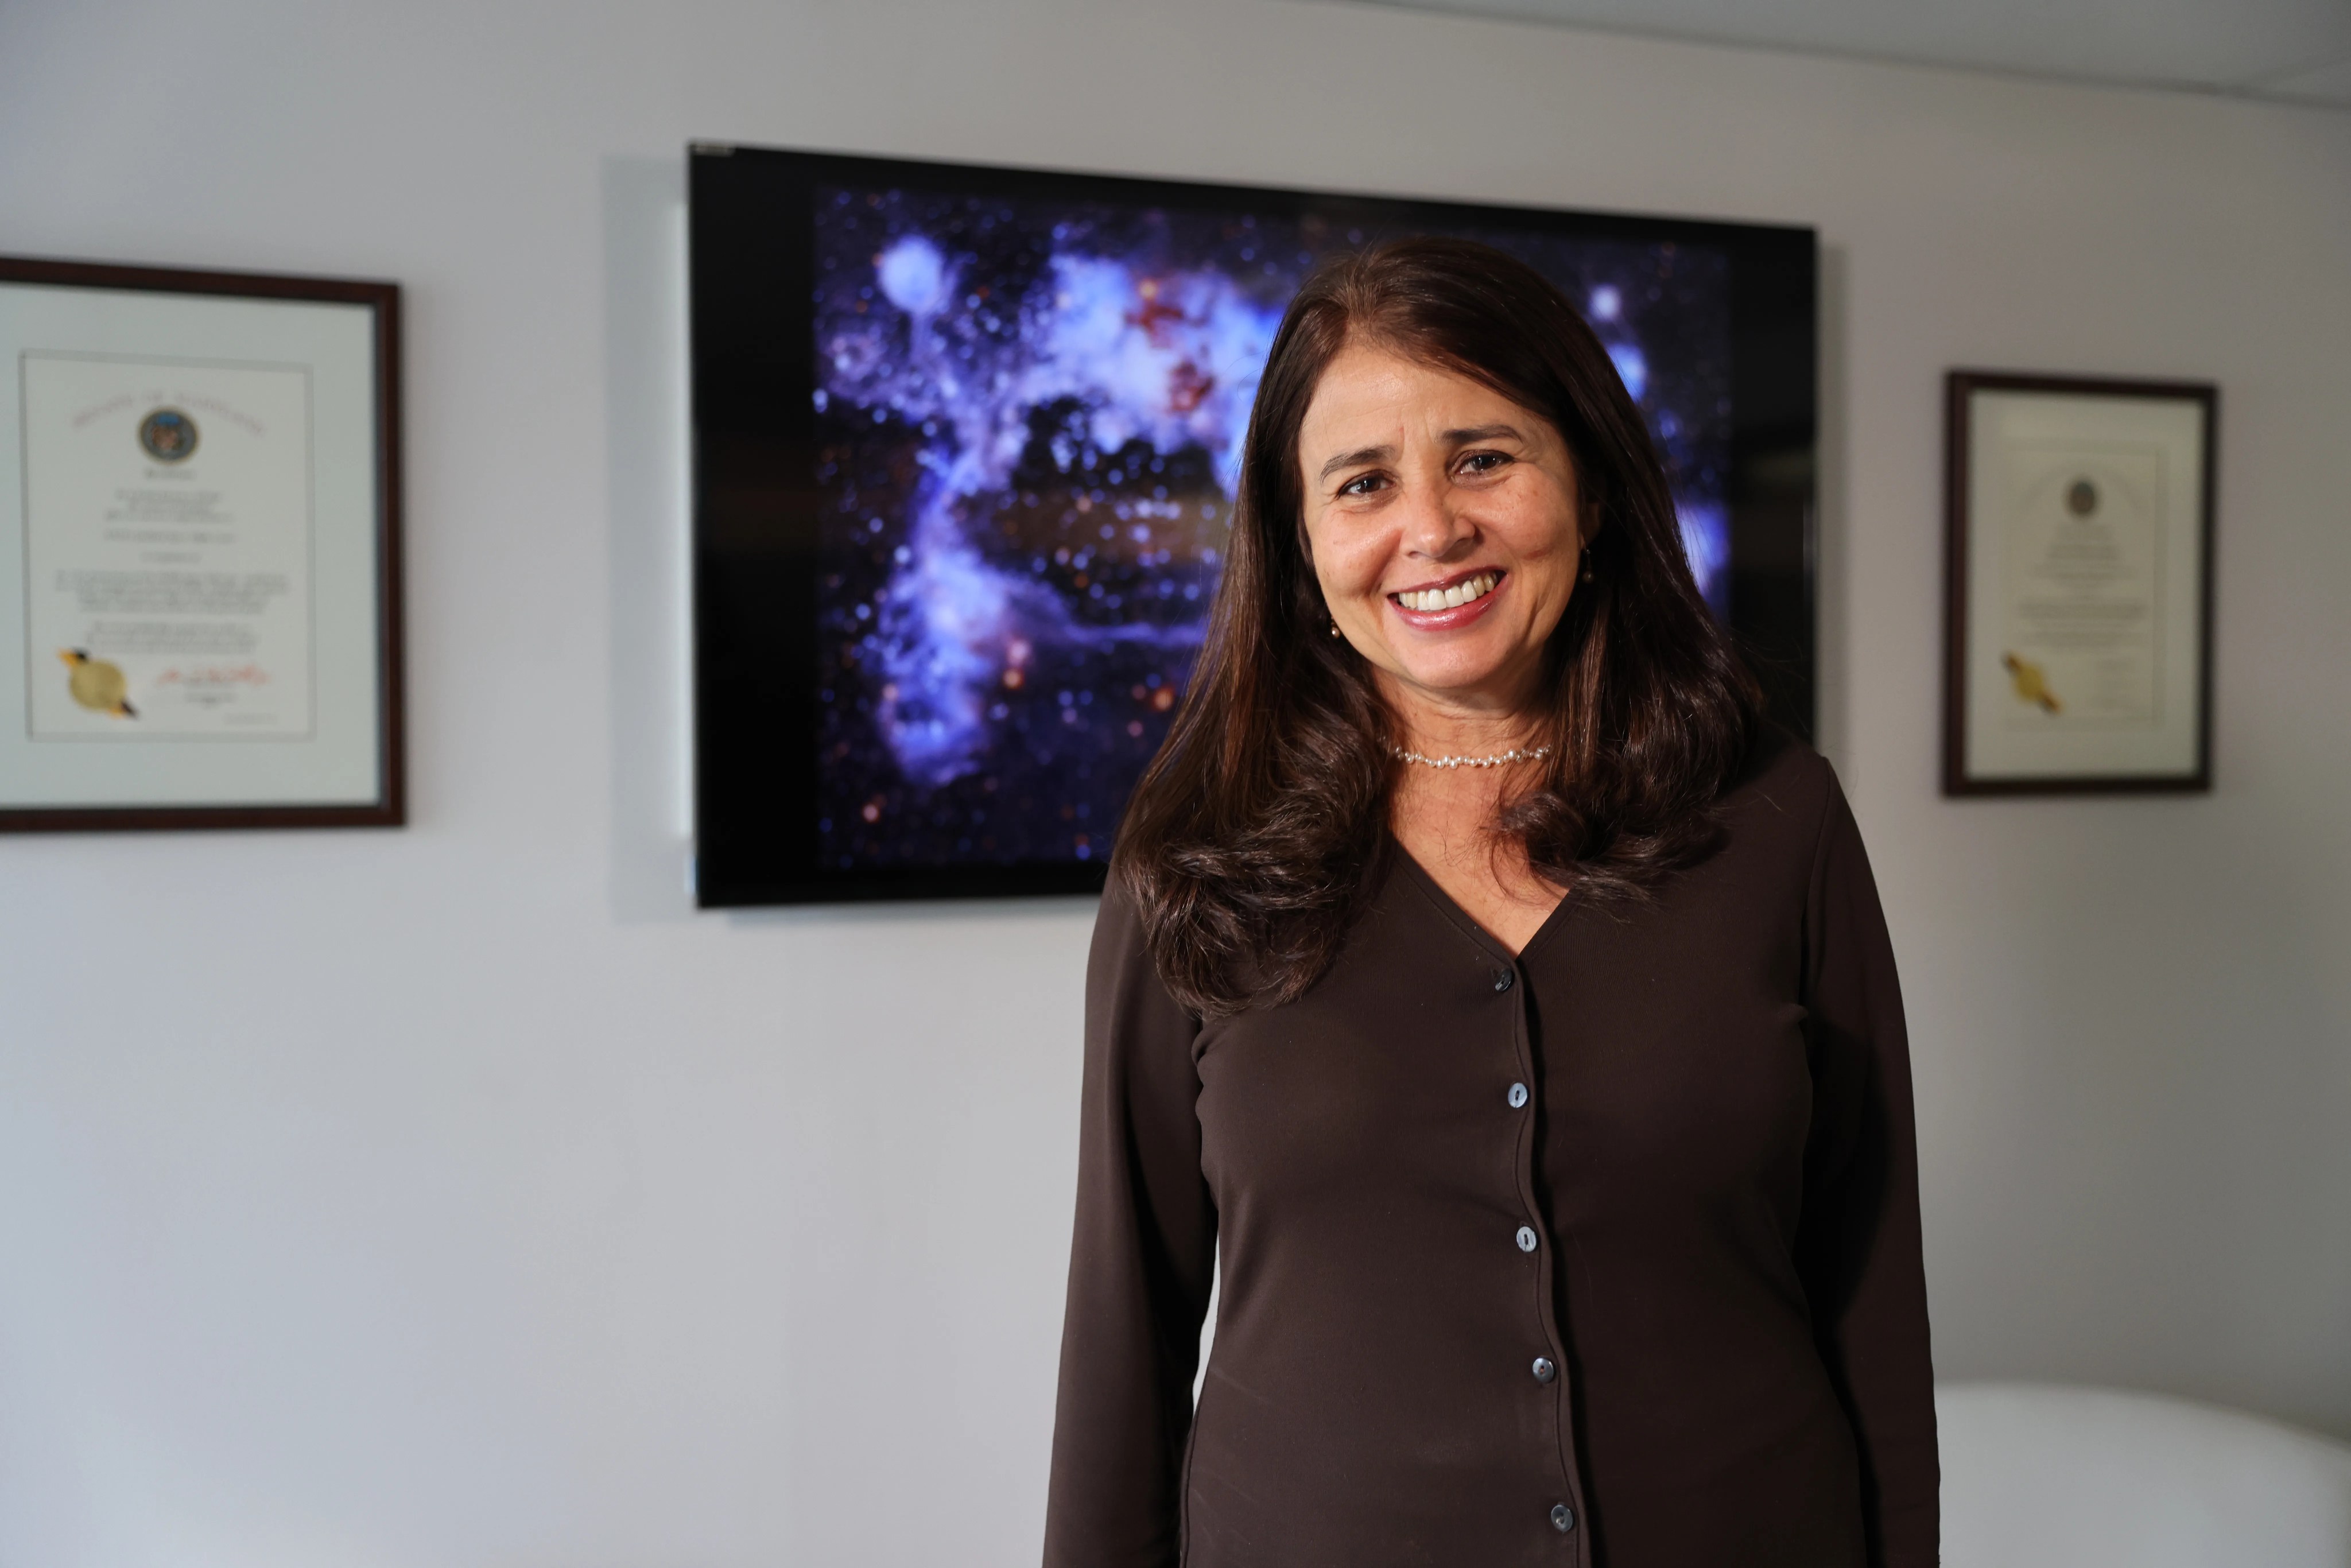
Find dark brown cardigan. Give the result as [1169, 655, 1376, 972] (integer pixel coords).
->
[1044, 738, 1938, 1567]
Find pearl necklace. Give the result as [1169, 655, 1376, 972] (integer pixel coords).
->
[1388, 743, 1552, 770]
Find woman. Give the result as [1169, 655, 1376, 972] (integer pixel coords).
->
[1043, 238, 1936, 1567]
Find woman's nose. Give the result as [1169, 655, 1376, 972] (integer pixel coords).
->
[1399, 480, 1473, 559]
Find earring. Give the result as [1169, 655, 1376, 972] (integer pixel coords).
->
[1580, 546, 1595, 584]
[1328, 618, 1343, 639]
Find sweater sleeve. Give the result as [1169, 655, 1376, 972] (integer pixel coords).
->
[1795, 769, 1941, 1568]
[1042, 882, 1218, 1568]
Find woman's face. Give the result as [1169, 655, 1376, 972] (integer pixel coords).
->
[1297, 340, 1587, 721]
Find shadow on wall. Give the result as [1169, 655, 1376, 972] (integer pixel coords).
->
[602, 153, 697, 923]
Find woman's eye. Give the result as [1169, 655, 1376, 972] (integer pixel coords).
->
[1338, 473, 1390, 498]
[1459, 451, 1511, 475]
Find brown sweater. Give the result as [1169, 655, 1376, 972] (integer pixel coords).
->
[1044, 738, 1938, 1567]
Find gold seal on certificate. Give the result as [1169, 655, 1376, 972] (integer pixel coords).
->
[1944, 371, 2216, 795]
[0, 257, 403, 830]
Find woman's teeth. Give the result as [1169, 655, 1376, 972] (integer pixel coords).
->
[1395, 572, 1499, 612]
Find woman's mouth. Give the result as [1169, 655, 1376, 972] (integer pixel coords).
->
[1389, 569, 1505, 627]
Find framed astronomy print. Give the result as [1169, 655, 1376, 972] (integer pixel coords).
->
[0, 257, 403, 830]
[1944, 371, 2216, 797]
[692, 143, 1818, 906]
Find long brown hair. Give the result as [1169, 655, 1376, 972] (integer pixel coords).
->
[1114, 236, 1761, 1016]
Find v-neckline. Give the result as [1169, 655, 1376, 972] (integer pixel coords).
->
[1383, 832, 1575, 965]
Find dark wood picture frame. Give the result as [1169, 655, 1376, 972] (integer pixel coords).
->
[1943, 368, 2216, 797]
[0, 255, 404, 831]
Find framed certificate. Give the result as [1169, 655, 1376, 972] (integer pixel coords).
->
[1943, 370, 2217, 796]
[0, 257, 402, 829]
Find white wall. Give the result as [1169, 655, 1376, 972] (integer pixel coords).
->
[1, 2, 2346, 1563]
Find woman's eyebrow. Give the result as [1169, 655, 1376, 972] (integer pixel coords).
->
[1445, 422, 1524, 445]
[1317, 444, 1396, 482]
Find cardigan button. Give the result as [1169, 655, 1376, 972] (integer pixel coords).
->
[1532, 1356, 1556, 1383]
[1493, 970, 1514, 992]
[1551, 1503, 1576, 1532]
[1507, 1081, 1529, 1109]
[1515, 1225, 1539, 1253]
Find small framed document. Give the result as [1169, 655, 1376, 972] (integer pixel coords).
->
[1943, 370, 2216, 796]
[0, 256, 402, 829]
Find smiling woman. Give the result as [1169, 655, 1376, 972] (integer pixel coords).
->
[1045, 240, 1937, 1567]
[1301, 340, 1603, 949]
[1117, 236, 1763, 1005]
